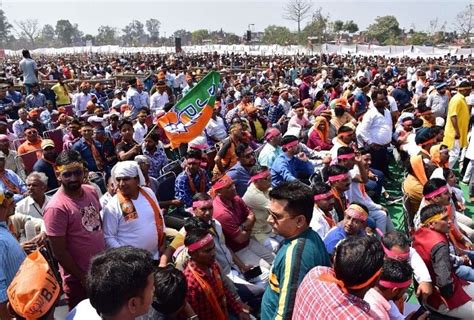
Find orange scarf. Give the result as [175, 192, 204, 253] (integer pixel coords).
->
[314, 116, 329, 143]
[189, 263, 227, 320]
[318, 269, 382, 295]
[85, 139, 104, 171]
[410, 155, 428, 185]
[430, 145, 448, 168]
[323, 213, 336, 229]
[117, 187, 165, 248]
[187, 169, 206, 194]
[446, 205, 468, 250]
[0, 172, 20, 194]
[332, 188, 347, 212]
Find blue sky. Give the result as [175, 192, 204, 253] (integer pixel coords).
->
[1, 0, 468, 36]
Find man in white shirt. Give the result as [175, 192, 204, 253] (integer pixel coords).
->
[74, 82, 93, 116]
[111, 89, 126, 109]
[205, 103, 228, 144]
[278, 89, 291, 115]
[137, 81, 150, 109]
[150, 80, 169, 114]
[310, 182, 338, 239]
[254, 88, 269, 112]
[426, 82, 449, 118]
[133, 109, 148, 144]
[356, 89, 393, 177]
[103, 161, 166, 260]
[10, 172, 50, 244]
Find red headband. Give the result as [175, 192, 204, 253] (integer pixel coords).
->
[419, 137, 437, 146]
[282, 140, 299, 149]
[376, 228, 410, 261]
[424, 185, 448, 199]
[192, 200, 213, 209]
[338, 131, 353, 138]
[187, 234, 213, 252]
[249, 170, 270, 183]
[314, 191, 333, 201]
[212, 175, 233, 191]
[265, 128, 281, 141]
[379, 279, 412, 289]
[328, 173, 349, 183]
[337, 153, 355, 160]
[186, 158, 201, 165]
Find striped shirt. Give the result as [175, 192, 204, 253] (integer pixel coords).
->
[261, 228, 330, 320]
[0, 222, 26, 302]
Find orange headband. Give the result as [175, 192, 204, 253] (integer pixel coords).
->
[318, 268, 382, 294]
[338, 131, 354, 138]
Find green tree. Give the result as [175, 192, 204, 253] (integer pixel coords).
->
[222, 33, 241, 45]
[146, 18, 161, 45]
[343, 20, 359, 34]
[301, 7, 328, 45]
[83, 34, 95, 45]
[407, 31, 429, 45]
[366, 15, 402, 45]
[191, 29, 209, 45]
[71, 23, 83, 45]
[96, 25, 118, 45]
[55, 19, 76, 46]
[262, 25, 295, 45]
[39, 24, 56, 47]
[333, 20, 344, 34]
[14, 19, 41, 48]
[173, 29, 192, 45]
[122, 20, 145, 46]
[0, 9, 13, 47]
[283, 0, 313, 42]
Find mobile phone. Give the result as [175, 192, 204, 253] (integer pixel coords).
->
[243, 266, 262, 280]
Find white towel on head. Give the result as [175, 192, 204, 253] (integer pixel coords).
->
[111, 161, 146, 186]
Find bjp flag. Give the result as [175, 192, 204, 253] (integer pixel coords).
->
[158, 71, 220, 148]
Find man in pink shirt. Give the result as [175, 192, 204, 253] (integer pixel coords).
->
[43, 150, 105, 309]
[288, 102, 311, 132]
[212, 175, 274, 271]
[364, 259, 413, 320]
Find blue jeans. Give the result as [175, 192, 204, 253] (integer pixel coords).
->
[455, 265, 474, 282]
[366, 168, 385, 202]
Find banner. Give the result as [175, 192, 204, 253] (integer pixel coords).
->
[158, 71, 220, 148]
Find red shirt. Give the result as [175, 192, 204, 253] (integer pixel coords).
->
[293, 266, 374, 320]
[212, 195, 251, 252]
[183, 260, 242, 319]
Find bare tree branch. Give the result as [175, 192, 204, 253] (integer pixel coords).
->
[282, 0, 313, 37]
[453, 4, 474, 42]
[14, 19, 41, 47]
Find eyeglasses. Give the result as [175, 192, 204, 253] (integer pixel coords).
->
[61, 168, 83, 178]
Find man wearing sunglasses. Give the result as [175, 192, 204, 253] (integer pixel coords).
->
[43, 150, 105, 310]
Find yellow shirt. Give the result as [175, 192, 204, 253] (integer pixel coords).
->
[443, 92, 469, 149]
[253, 119, 265, 141]
[51, 83, 71, 105]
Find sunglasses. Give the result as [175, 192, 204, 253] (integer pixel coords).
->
[61, 168, 83, 178]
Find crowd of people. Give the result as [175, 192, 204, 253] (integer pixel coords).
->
[1, 48, 474, 319]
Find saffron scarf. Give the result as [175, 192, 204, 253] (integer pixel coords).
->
[0, 172, 20, 194]
[410, 155, 428, 185]
[117, 187, 165, 248]
[314, 116, 329, 143]
[187, 169, 207, 194]
[84, 139, 104, 171]
[189, 263, 227, 320]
